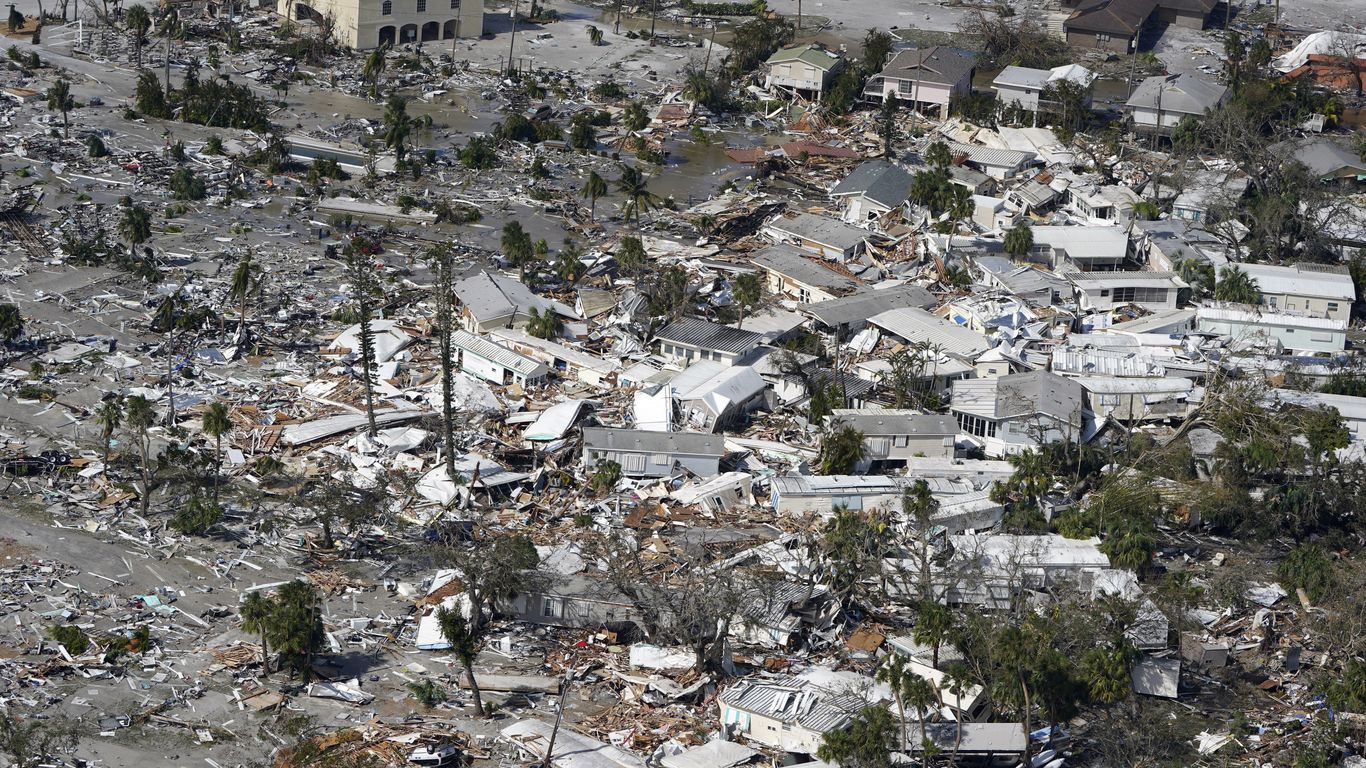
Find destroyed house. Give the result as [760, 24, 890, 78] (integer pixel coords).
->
[942, 533, 1110, 608]
[829, 409, 957, 464]
[770, 475, 973, 517]
[670, 363, 768, 432]
[655, 317, 763, 367]
[798, 285, 938, 333]
[489, 327, 619, 387]
[503, 573, 639, 629]
[950, 371, 1088, 456]
[763, 212, 870, 262]
[451, 330, 549, 387]
[753, 246, 865, 303]
[582, 427, 725, 478]
[829, 160, 915, 223]
[718, 671, 890, 753]
[1196, 305, 1348, 354]
[867, 307, 993, 363]
[453, 270, 577, 332]
[730, 580, 835, 650]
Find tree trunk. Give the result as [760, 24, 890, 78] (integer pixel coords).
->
[465, 662, 485, 717]
[139, 438, 151, 516]
[165, 332, 177, 427]
[1020, 678, 1032, 760]
[260, 630, 270, 673]
[213, 433, 222, 506]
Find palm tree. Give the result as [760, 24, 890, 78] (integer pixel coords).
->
[124, 394, 156, 516]
[382, 94, 412, 162]
[239, 591, 274, 673]
[580, 171, 607, 221]
[1214, 265, 1261, 305]
[153, 289, 187, 427]
[732, 272, 762, 331]
[437, 607, 485, 717]
[683, 66, 714, 116]
[1003, 221, 1034, 259]
[924, 140, 952, 170]
[911, 601, 953, 669]
[228, 251, 261, 343]
[124, 4, 152, 68]
[1080, 645, 1133, 707]
[616, 164, 658, 224]
[525, 307, 563, 340]
[362, 43, 389, 100]
[119, 202, 152, 256]
[902, 676, 938, 753]
[46, 79, 75, 139]
[1002, 448, 1051, 511]
[201, 401, 231, 507]
[875, 654, 912, 748]
[500, 221, 535, 281]
[96, 397, 123, 468]
[818, 424, 867, 473]
[622, 101, 648, 131]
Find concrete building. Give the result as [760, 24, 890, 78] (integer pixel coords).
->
[283, 0, 483, 49]
[863, 47, 977, 118]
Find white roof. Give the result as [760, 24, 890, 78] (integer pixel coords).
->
[1031, 226, 1129, 260]
[952, 533, 1109, 569]
[867, 307, 992, 357]
[453, 330, 548, 376]
[1273, 30, 1366, 73]
[502, 719, 646, 768]
[661, 741, 760, 768]
[1227, 262, 1355, 302]
[324, 319, 414, 364]
[1196, 305, 1347, 331]
[523, 400, 590, 441]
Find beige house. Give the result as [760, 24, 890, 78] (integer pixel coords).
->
[282, 0, 482, 49]
[763, 44, 844, 99]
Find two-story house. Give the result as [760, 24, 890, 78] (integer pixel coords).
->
[763, 44, 845, 100]
[863, 47, 977, 118]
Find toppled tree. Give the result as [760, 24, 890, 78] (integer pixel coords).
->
[0, 710, 77, 768]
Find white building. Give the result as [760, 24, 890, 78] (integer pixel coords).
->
[1231, 262, 1356, 322]
[992, 63, 1096, 112]
[1196, 305, 1348, 354]
[1070, 271, 1185, 312]
[284, 0, 483, 49]
[451, 330, 549, 387]
[763, 44, 844, 100]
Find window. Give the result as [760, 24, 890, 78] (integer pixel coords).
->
[451, 0, 460, 7]
[1099, 394, 1121, 406]
[1267, 297, 1277, 308]
[416, 0, 426, 10]
[1328, 302, 1340, 312]
[381, 0, 391, 13]
[1096, 32, 1111, 42]
[1111, 286, 1170, 304]
[541, 598, 556, 617]
[651, 454, 669, 465]
[956, 413, 997, 439]
[1311, 333, 1333, 342]
[622, 454, 647, 473]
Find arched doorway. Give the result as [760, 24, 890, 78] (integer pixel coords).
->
[442, 19, 458, 38]
[293, 2, 324, 22]
[421, 21, 439, 41]
[378, 25, 396, 46]
[399, 23, 418, 43]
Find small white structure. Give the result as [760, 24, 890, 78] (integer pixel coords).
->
[992, 64, 1096, 112]
[1070, 271, 1185, 312]
[451, 330, 549, 387]
[1196, 305, 1347, 354]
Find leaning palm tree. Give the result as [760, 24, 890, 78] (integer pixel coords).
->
[616, 164, 658, 224]
[622, 101, 648, 131]
[382, 94, 412, 162]
[580, 171, 607, 221]
[362, 43, 390, 100]
[46, 78, 75, 139]
[201, 401, 231, 507]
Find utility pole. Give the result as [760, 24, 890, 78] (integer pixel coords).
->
[649, 0, 657, 40]
[542, 640, 587, 768]
[796, 0, 801, 31]
[451, 7, 460, 60]
[506, 0, 518, 77]
[614, 0, 621, 34]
